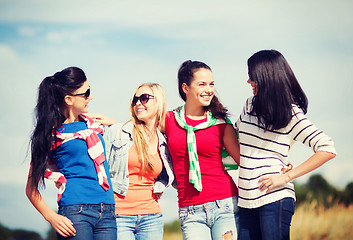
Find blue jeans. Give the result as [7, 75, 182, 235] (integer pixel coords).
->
[57, 204, 116, 240]
[238, 197, 295, 240]
[178, 196, 239, 240]
[116, 213, 164, 240]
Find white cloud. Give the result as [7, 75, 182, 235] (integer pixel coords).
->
[0, 43, 18, 63]
[46, 29, 85, 44]
[18, 25, 41, 37]
[2, 1, 352, 43]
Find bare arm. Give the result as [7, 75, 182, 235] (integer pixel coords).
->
[259, 151, 336, 193]
[26, 170, 76, 237]
[87, 113, 117, 126]
[223, 124, 240, 165]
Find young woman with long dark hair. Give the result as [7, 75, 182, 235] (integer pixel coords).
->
[26, 67, 116, 240]
[236, 50, 336, 240]
[164, 60, 240, 240]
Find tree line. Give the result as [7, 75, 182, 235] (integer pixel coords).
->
[295, 174, 353, 207]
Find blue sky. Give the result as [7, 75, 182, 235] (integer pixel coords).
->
[0, 0, 352, 237]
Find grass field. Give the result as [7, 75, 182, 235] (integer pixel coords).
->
[291, 201, 353, 240]
[163, 202, 353, 240]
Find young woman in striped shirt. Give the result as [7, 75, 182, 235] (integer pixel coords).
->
[235, 50, 336, 240]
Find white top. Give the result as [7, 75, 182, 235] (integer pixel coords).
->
[235, 97, 336, 209]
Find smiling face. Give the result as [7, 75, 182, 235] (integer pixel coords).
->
[133, 85, 158, 124]
[247, 78, 258, 96]
[183, 68, 214, 107]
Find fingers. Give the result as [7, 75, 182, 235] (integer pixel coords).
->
[87, 114, 116, 126]
[259, 173, 288, 193]
[259, 176, 279, 193]
[281, 162, 293, 173]
[258, 177, 272, 192]
[93, 119, 104, 124]
[287, 163, 293, 171]
[52, 215, 76, 237]
[57, 223, 76, 237]
[154, 192, 163, 200]
[55, 182, 62, 189]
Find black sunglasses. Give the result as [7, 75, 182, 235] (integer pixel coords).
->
[132, 93, 154, 106]
[70, 88, 91, 99]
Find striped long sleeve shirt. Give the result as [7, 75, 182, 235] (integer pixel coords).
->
[235, 97, 336, 209]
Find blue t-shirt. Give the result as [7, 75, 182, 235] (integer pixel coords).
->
[52, 121, 115, 206]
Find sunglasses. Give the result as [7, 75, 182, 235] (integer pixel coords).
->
[132, 93, 154, 106]
[70, 88, 91, 99]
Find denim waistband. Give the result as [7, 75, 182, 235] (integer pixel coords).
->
[179, 196, 236, 213]
[59, 203, 115, 211]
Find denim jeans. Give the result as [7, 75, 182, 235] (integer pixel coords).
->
[238, 197, 295, 240]
[115, 213, 164, 240]
[178, 196, 239, 240]
[57, 204, 116, 240]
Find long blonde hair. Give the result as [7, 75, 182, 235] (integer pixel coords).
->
[126, 83, 167, 173]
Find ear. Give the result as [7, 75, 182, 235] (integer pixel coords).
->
[64, 95, 74, 106]
[182, 83, 189, 95]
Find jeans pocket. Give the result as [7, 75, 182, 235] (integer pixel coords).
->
[58, 205, 84, 216]
[282, 197, 295, 215]
[154, 212, 163, 218]
[178, 207, 190, 225]
[218, 196, 239, 214]
[106, 205, 116, 217]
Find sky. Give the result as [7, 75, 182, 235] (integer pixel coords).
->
[0, 0, 352, 237]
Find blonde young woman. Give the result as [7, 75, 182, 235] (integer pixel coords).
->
[96, 83, 174, 240]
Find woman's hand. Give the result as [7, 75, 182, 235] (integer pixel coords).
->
[259, 151, 335, 193]
[258, 173, 291, 193]
[88, 113, 116, 126]
[26, 178, 76, 238]
[153, 192, 163, 200]
[259, 162, 293, 193]
[281, 161, 293, 174]
[47, 212, 76, 237]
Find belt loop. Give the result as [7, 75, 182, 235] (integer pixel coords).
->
[188, 205, 193, 214]
[215, 199, 221, 208]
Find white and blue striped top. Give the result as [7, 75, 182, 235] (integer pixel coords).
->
[235, 97, 336, 209]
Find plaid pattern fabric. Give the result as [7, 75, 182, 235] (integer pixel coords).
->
[173, 106, 237, 191]
[45, 114, 110, 202]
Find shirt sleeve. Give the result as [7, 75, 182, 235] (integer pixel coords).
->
[288, 105, 337, 155]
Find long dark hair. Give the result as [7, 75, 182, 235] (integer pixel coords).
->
[29, 67, 87, 191]
[248, 50, 308, 130]
[177, 60, 228, 120]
